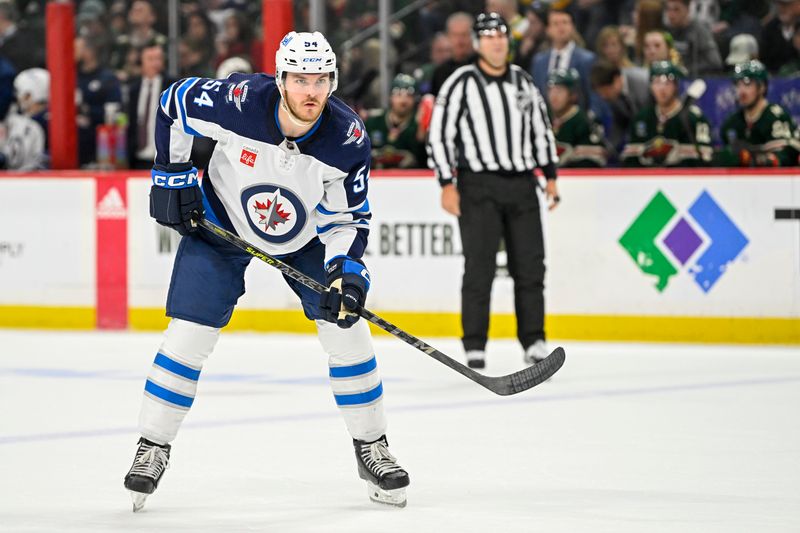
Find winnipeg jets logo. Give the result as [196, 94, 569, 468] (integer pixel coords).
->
[253, 194, 291, 231]
[226, 80, 249, 112]
[241, 184, 307, 244]
[344, 120, 365, 146]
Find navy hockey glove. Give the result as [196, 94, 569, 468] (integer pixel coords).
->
[149, 162, 204, 236]
[320, 256, 370, 329]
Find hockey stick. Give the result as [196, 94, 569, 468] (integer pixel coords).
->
[677, 79, 708, 160]
[195, 218, 565, 395]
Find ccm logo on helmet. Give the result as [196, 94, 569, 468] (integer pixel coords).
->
[303, 58, 322, 62]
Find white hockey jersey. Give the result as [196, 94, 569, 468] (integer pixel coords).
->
[156, 73, 371, 263]
[0, 111, 47, 170]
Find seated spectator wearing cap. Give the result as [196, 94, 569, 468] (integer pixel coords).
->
[0, 68, 50, 170]
[717, 60, 800, 167]
[664, 0, 722, 76]
[364, 74, 427, 169]
[621, 61, 713, 167]
[725, 33, 759, 71]
[547, 68, 607, 168]
[761, 0, 800, 73]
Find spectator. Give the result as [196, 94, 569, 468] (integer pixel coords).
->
[109, 1, 129, 41]
[76, 36, 122, 167]
[414, 33, 451, 96]
[596, 26, 635, 68]
[0, 2, 43, 72]
[215, 10, 262, 71]
[718, 60, 800, 166]
[572, 0, 620, 53]
[514, 1, 549, 69]
[365, 74, 427, 169]
[664, 0, 722, 76]
[127, 44, 172, 169]
[216, 56, 253, 79]
[725, 33, 759, 68]
[779, 22, 800, 76]
[713, 1, 765, 60]
[76, 0, 111, 61]
[430, 12, 475, 96]
[642, 30, 683, 67]
[621, 60, 713, 167]
[590, 60, 650, 153]
[184, 11, 217, 72]
[631, 0, 665, 65]
[110, 0, 167, 77]
[179, 38, 215, 78]
[0, 55, 14, 120]
[547, 68, 607, 167]
[530, 8, 597, 114]
[761, 0, 800, 73]
[0, 68, 49, 170]
[486, 0, 528, 60]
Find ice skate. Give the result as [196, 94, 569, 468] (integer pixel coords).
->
[353, 436, 409, 508]
[123, 437, 171, 512]
[466, 350, 486, 369]
[524, 340, 548, 365]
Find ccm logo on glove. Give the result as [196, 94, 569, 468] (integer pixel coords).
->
[152, 171, 199, 189]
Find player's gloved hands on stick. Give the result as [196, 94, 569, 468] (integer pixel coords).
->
[320, 256, 370, 328]
[149, 162, 204, 236]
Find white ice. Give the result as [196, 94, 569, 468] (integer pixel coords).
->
[1, 329, 799, 533]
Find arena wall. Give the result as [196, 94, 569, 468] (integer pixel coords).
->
[0, 169, 797, 343]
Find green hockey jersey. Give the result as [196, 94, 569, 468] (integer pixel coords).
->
[717, 103, 800, 167]
[551, 106, 607, 168]
[621, 103, 713, 167]
[364, 110, 427, 169]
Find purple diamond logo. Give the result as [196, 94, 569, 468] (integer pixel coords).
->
[663, 218, 703, 265]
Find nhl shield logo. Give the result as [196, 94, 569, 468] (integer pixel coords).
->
[241, 184, 307, 244]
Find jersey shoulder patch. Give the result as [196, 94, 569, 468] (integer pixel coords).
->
[768, 104, 789, 119]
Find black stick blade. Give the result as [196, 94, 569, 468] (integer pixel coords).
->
[479, 347, 566, 396]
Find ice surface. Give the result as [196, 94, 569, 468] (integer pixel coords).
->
[1, 329, 799, 532]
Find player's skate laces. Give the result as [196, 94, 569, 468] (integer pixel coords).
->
[124, 437, 171, 511]
[353, 436, 409, 507]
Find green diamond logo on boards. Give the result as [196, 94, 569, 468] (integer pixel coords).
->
[619, 191, 678, 292]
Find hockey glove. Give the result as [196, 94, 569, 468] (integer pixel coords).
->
[320, 256, 370, 328]
[149, 162, 204, 236]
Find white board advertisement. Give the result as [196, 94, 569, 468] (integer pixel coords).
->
[0, 178, 95, 306]
[126, 174, 799, 319]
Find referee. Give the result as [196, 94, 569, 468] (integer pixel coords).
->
[427, 12, 560, 369]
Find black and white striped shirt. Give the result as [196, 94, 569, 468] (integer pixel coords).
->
[427, 62, 559, 186]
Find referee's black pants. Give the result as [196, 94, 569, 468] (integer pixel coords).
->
[456, 171, 546, 352]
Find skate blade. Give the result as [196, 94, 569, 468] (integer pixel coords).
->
[366, 481, 407, 508]
[130, 491, 148, 512]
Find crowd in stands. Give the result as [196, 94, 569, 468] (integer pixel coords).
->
[0, 0, 799, 170]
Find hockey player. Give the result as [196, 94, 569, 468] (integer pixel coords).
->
[123, 32, 410, 510]
[717, 60, 800, 167]
[621, 60, 712, 167]
[364, 73, 427, 169]
[0, 68, 49, 170]
[546, 68, 607, 168]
